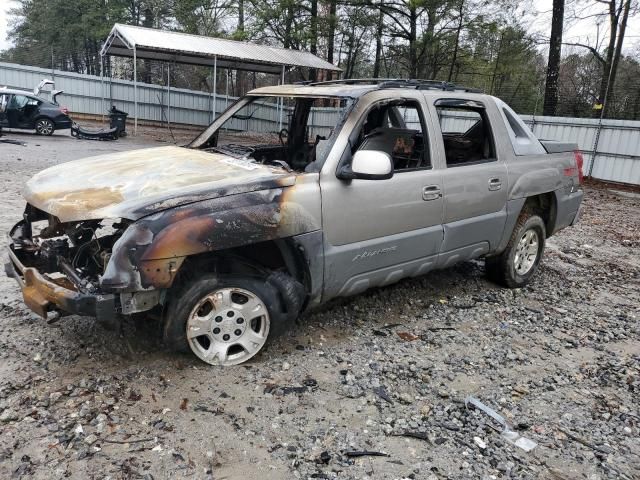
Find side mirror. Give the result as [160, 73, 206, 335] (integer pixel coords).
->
[337, 150, 394, 180]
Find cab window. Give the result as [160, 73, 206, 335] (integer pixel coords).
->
[353, 100, 430, 171]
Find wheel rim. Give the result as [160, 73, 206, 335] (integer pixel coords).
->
[186, 287, 270, 366]
[514, 229, 540, 275]
[36, 120, 53, 135]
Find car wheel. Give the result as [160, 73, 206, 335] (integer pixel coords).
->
[35, 118, 55, 136]
[163, 274, 287, 366]
[485, 211, 546, 288]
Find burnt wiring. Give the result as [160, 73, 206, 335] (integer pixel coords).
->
[71, 226, 103, 271]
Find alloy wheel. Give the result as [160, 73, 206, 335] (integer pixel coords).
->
[186, 287, 270, 366]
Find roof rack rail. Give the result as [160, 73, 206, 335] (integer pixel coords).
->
[308, 78, 482, 93]
[308, 78, 401, 86]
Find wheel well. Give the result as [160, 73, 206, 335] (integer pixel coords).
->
[175, 238, 310, 292]
[523, 192, 557, 237]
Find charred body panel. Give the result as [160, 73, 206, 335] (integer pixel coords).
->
[23, 146, 296, 222]
[102, 183, 321, 292]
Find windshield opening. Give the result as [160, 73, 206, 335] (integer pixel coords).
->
[192, 95, 352, 173]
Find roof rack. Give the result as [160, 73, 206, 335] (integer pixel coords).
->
[307, 78, 482, 93]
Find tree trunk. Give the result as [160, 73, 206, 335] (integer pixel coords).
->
[373, 4, 384, 77]
[238, 0, 245, 34]
[327, 0, 337, 65]
[632, 86, 640, 120]
[490, 32, 504, 95]
[283, 4, 294, 49]
[448, 0, 464, 82]
[309, 0, 318, 81]
[236, 0, 246, 95]
[594, 0, 618, 117]
[543, 0, 564, 115]
[409, 5, 417, 78]
[422, 8, 436, 78]
[604, 0, 631, 117]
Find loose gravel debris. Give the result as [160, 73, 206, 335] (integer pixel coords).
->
[0, 134, 638, 479]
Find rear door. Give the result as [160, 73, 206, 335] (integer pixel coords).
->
[428, 97, 508, 268]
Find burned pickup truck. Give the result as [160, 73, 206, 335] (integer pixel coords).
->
[6, 79, 584, 366]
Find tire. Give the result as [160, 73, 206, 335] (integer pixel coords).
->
[163, 273, 292, 366]
[485, 211, 546, 288]
[35, 118, 55, 136]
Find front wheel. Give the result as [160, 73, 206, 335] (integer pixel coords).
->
[163, 274, 285, 366]
[485, 212, 546, 288]
[35, 118, 55, 136]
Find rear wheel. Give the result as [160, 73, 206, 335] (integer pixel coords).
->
[35, 118, 55, 136]
[163, 274, 286, 366]
[486, 211, 546, 288]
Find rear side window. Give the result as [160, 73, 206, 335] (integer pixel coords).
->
[435, 104, 495, 167]
[9, 95, 30, 109]
[496, 98, 546, 156]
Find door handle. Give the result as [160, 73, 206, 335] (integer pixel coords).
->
[488, 178, 502, 191]
[422, 185, 441, 201]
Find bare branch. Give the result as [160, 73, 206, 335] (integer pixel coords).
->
[562, 42, 606, 63]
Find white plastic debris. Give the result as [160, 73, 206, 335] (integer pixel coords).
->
[465, 396, 538, 452]
[74, 423, 84, 435]
[473, 436, 487, 449]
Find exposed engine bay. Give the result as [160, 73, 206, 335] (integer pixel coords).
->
[10, 205, 129, 295]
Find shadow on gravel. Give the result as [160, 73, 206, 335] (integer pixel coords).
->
[3, 259, 492, 370]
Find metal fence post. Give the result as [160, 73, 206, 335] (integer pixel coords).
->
[212, 56, 217, 121]
[588, 120, 604, 178]
[133, 45, 138, 136]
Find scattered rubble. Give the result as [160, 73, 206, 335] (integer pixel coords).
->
[0, 137, 638, 479]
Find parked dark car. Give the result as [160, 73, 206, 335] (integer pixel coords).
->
[0, 88, 72, 135]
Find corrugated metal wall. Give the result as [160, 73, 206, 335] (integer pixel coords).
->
[2, 61, 639, 185]
[521, 115, 640, 185]
[0, 60, 224, 125]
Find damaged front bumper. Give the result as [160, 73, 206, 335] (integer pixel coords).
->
[5, 245, 117, 323]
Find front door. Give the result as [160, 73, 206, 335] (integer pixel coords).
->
[321, 95, 444, 299]
[429, 98, 508, 268]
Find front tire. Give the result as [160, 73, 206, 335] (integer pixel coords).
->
[163, 274, 286, 366]
[35, 118, 55, 136]
[486, 211, 546, 288]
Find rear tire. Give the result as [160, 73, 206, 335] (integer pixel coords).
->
[486, 211, 546, 288]
[35, 118, 55, 136]
[163, 273, 292, 366]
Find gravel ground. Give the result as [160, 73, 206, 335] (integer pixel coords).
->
[0, 129, 638, 480]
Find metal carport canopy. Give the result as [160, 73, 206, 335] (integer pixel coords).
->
[100, 24, 341, 135]
[100, 24, 341, 74]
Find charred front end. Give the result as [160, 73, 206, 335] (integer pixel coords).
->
[5, 205, 129, 324]
[6, 184, 319, 326]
